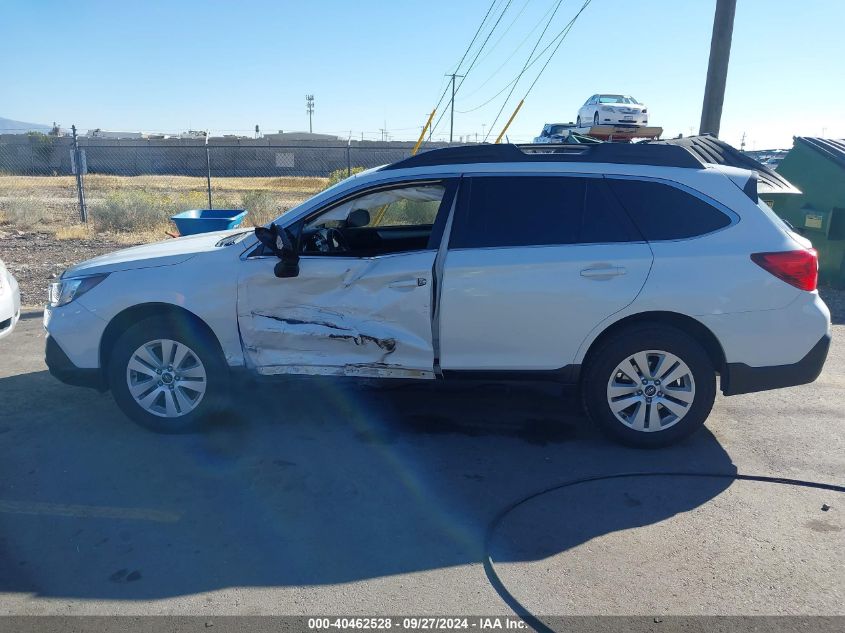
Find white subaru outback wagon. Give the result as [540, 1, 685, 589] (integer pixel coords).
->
[44, 143, 831, 447]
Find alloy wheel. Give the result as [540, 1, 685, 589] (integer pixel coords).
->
[125, 339, 207, 418]
[606, 349, 696, 432]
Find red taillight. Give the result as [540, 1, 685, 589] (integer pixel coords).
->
[751, 249, 818, 291]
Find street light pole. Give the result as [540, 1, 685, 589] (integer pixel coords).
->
[306, 95, 315, 134]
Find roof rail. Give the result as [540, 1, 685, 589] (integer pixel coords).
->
[383, 142, 703, 171]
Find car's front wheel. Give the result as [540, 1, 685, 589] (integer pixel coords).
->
[576, 115, 582, 127]
[582, 324, 716, 447]
[593, 111, 599, 126]
[108, 316, 229, 433]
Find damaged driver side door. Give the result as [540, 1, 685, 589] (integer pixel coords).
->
[237, 180, 456, 378]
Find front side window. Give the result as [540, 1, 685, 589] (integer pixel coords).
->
[606, 178, 732, 240]
[299, 183, 448, 256]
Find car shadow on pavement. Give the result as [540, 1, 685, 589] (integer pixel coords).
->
[0, 370, 735, 600]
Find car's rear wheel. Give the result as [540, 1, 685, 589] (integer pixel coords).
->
[108, 316, 228, 433]
[582, 324, 716, 447]
[576, 115, 582, 127]
[593, 111, 599, 126]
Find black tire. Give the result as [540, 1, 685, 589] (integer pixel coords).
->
[593, 111, 599, 126]
[576, 115, 582, 128]
[581, 324, 716, 448]
[107, 315, 229, 433]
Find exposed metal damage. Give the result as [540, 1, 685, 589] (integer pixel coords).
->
[237, 250, 437, 377]
[252, 311, 397, 358]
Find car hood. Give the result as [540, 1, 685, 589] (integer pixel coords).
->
[63, 229, 248, 278]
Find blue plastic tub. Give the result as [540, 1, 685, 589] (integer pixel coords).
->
[170, 209, 248, 236]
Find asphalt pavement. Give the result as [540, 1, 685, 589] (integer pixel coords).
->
[0, 312, 842, 618]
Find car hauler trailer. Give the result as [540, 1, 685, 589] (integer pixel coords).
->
[571, 124, 663, 142]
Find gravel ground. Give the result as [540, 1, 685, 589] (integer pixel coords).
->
[1, 228, 844, 323]
[0, 230, 141, 307]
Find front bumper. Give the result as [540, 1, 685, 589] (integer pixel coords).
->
[45, 335, 107, 391]
[598, 111, 647, 126]
[721, 333, 831, 396]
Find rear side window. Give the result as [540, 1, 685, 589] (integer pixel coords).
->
[606, 178, 731, 240]
[450, 176, 636, 249]
[581, 178, 638, 243]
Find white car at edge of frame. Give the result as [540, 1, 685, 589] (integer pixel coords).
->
[0, 258, 21, 340]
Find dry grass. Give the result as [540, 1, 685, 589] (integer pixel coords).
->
[0, 174, 328, 238]
[54, 224, 94, 240]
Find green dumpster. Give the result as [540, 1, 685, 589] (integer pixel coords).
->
[769, 137, 845, 286]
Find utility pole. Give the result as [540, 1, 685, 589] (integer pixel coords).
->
[699, 0, 737, 137]
[446, 73, 464, 144]
[740, 131, 746, 152]
[306, 94, 315, 133]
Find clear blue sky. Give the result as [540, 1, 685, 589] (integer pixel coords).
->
[2, 0, 842, 149]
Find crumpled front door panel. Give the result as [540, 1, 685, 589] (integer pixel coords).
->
[238, 253, 436, 377]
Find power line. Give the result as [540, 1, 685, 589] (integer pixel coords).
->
[460, 0, 560, 102]
[484, 0, 567, 142]
[469, 0, 531, 69]
[429, 0, 515, 141]
[428, 0, 500, 124]
[457, 6, 572, 114]
[522, 0, 593, 98]
[491, 0, 593, 143]
[458, 0, 590, 117]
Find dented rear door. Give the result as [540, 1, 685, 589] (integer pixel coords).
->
[237, 251, 438, 378]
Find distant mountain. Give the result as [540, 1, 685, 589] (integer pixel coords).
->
[0, 117, 52, 134]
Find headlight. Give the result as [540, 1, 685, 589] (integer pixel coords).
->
[48, 274, 109, 307]
[642, 108, 648, 114]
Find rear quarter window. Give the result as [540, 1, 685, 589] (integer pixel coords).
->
[606, 178, 731, 240]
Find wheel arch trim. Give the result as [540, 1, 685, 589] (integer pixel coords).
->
[577, 310, 727, 381]
[99, 302, 226, 375]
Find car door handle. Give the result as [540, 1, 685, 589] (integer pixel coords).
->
[389, 277, 427, 289]
[580, 266, 626, 280]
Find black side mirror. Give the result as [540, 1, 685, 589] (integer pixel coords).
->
[254, 223, 300, 278]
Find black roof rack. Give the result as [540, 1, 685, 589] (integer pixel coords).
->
[649, 135, 799, 194]
[383, 142, 704, 171]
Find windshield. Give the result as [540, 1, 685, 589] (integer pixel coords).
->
[598, 95, 639, 104]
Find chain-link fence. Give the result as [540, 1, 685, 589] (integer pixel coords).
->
[0, 134, 452, 235]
